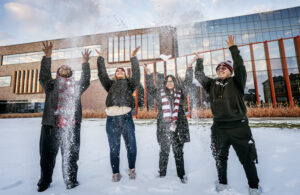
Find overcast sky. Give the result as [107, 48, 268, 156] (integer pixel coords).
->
[0, 0, 299, 46]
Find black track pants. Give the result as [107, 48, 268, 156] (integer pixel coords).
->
[211, 124, 259, 188]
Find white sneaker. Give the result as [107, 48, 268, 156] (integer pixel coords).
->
[215, 181, 229, 192]
[128, 168, 136, 179]
[249, 186, 262, 195]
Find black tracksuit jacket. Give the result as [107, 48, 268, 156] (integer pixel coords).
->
[195, 45, 248, 123]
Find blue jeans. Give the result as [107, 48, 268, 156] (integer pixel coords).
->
[106, 112, 137, 174]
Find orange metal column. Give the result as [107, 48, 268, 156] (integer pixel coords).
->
[187, 94, 191, 118]
[249, 44, 260, 106]
[279, 39, 294, 108]
[264, 41, 277, 107]
[200, 86, 203, 109]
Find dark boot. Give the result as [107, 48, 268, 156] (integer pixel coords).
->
[66, 181, 79, 189]
[37, 179, 51, 192]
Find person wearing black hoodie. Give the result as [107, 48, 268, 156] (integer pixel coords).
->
[144, 59, 193, 183]
[37, 41, 91, 192]
[96, 47, 140, 182]
[194, 35, 260, 195]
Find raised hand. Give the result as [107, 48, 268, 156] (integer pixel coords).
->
[143, 64, 150, 75]
[226, 35, 235, 48]
[187, 56, 197, 68]
[193, 52, 203, 59]
[42, 41, 53, 58]
[95, 49, 102, 56]
[82, 49, 92, 63]
[131, 46, 141, 58]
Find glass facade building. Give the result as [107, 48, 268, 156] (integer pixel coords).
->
[176, 6, 300, 55]
[139, 6, 300, 113]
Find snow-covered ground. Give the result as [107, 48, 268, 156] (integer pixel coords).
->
[0, 118, 300, 195]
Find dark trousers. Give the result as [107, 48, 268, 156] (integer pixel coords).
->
[38, 124, 81, 186]
[159, 131, 185, 178]
[106, 112, 137, 174]
[211, 124, 259, 188]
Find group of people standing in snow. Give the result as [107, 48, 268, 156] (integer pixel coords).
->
[37, 35, 261, 195]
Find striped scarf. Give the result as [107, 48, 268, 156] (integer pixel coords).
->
[161, 88, 181, 131]
[56, 75, 78, 127]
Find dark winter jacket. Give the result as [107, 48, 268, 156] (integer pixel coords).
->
[146, 68, 193, 144]
[97, 56, 140, 109]
[195, 45, 247, 123]
[39, 57, 90, 126]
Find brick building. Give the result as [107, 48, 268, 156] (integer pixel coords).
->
[0, 26, 177, 113]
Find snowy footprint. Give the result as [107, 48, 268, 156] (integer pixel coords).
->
[284, 179, 300, 188]
[1, 180, 23, 190]
[148, 181, 182, 194]
[274, 167, 287, 173]
[100, 184, 138, 194]
[203, 184, 243, 195]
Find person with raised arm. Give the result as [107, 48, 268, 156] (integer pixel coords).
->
[96, 46, 140, 182]
[37, 41, 90, 192]
[194, 35, 261, 195]
[143, 58, 194, 183]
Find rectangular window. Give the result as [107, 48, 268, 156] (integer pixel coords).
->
[211, 50, 224, 65]
[125, 36, 130, 61]
[154, 34, 160, 58]
[136, 35, 142, 59]
[239, 45, 251, 61]
[202, 52, 212, 66]
[0, 76, 11, 87]
[256, 70, 269, 103]
[108, 37, 113, 62]
[114, 37, 119, 62]
[142, 34, 148, 59]
[166, 59, 175, 75]
[268, 41, 280, 59]
[255, 60, 268, 71]
[130, 35, 136, 56]
[119, 36, 124, 61]
[286, 57, 298, 70]
[262, 32, 270, 41]
[255, 33, 263, 42]
[253, 43, 265, 60]
[148, 34, 154, 59]
[283, 39, 296, 57]
[244, 61, 253, 72]
[176, 57, 187, 79]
